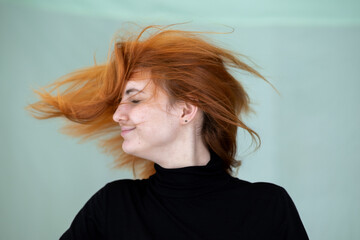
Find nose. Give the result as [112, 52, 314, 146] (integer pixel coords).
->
[112, 103, 129, 123]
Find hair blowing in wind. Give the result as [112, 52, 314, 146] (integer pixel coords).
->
[26, 24, 276, 179]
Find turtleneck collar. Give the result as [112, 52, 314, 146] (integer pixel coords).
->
[147, 150, 231, 198]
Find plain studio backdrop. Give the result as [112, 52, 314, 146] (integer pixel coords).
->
[1, 1, 359, 239]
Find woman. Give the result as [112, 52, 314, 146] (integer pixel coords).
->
[27, 25, 309, 239]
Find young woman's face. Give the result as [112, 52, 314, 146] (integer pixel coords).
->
[112, 72, 181, 160]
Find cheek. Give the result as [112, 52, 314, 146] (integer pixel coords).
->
[138, 108, 177, 138]
[153, 113, 179, 139]
[130, 106, 149, 124]
[130, 107, 159, 136]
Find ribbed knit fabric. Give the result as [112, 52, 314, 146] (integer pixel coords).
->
[148, 150, 231, 198]
[60, 150, 309, 240]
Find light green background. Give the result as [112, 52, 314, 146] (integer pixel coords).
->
[1, 1, 359, 239]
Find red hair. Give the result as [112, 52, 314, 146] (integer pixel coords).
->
[26, 24, 276, 179]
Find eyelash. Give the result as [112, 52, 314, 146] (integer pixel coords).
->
[131, 99, 141, 104]
[118, 97, 141, 105]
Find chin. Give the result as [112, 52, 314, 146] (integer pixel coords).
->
[122, 142, 140, 156]
[122, 142, 152, 160]
[122, 142, 135, 154]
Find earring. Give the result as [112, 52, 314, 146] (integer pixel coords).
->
[185, 120, 188, 122]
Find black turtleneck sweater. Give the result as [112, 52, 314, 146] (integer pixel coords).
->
[60, 150, 309, 239]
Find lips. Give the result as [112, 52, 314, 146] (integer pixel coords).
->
[121, 127, 136, 136]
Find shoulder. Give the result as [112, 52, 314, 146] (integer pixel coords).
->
[249, 182, 309, 238]
[82, 179, 138, 202]
[99, 178, 146, 197]
[81, 179, 146, 211]
[105, 178, 141, 188]
[229, 177, 288, 199]
[231, 178, 290, 204]
[250, 181, 288, 199]
[249, 182, 298, 210]
[244, 181, 302, 222]
[230, 180, 309, 238]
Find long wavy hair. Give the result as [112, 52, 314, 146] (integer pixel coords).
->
[26, 24, 276, 179]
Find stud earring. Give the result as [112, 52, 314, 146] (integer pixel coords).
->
[185, 120, 188, 122]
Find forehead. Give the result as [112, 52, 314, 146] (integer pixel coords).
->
[123, 70, 172, 105]
[128, 70, 151, 83]
[124, 71, 153, 92]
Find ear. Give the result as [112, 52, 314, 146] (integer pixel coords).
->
[179, 101, 198, 124]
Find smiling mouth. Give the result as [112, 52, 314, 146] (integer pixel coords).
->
[121, 127, 135, 136]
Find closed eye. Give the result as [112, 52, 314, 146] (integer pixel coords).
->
[131, 99, 141, 104]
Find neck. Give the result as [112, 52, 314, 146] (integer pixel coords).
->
[158, 144, 210, 169]
[149, 124, 210, 169]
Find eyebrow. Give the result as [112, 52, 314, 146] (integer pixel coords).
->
[125, 88, 145, 95]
